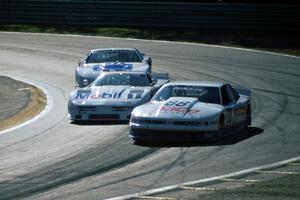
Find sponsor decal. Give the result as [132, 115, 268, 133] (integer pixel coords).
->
[188, 109, 201, 114]
[234, 107, 246, 115]
[75, 92, 90, 99]
[234, 107, 247, 122]
[160, 106, 200, 114]
[93, 64, 133, 71]
[75, 89, 145, 100]
[127, 90, 144, 99]
[172, 86, 208, 97]
[100, 90, 126, 99]
[161, 106, 187, 113]
[75, 89, 126, 99]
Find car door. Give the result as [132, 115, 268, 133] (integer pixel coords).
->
[227, 84, 246, 125]
[221, 85, 235, 127]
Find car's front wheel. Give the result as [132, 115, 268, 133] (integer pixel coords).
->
[246, 105, 251, 126]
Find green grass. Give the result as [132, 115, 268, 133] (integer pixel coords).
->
[198, 175, 300, 200]
[1, 24, 299, 56]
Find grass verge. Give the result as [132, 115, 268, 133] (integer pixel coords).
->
[198, 174, 300, 200]
[0, 85, 46, 131]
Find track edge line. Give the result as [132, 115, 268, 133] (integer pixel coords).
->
[105, 156, 300, 200]
[0, 75, 53, 135]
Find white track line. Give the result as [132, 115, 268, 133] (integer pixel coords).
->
[0, 76, 53, 135]
[105, 156, 300, 200]
[2, 31, 299, 59]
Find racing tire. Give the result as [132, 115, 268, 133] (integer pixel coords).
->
[148, 58, 152, 68]
[216, 116, 224, 139]
[133, 139, 147, 145]
[71, 120, 79, 124]
[246, 105, 251, 126]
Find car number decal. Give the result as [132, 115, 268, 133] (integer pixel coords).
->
[161, 100, 200, 114]
[165, 100, 191, 107]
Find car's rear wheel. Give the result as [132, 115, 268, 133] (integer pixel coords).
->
[216, 116, 224, 139]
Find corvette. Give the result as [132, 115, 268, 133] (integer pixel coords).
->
[76, 48, 152, 87]
[129, 81, 251, 142]
[68, 71, 168, 122]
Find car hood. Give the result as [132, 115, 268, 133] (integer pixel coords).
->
[81, 62, 149, 72]
[70, 85, 151, 106]
[133, 97, 224, 119]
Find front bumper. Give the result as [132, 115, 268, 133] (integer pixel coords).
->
[129, 119, 218, 141]
[69, 105, 133, 121]
[129, 128, 217, 142]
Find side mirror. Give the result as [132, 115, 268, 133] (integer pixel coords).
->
[151, 76, 158, 84]
[78, 59, 85, 66]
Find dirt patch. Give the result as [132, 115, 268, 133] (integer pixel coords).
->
[0, 80, 46, 131]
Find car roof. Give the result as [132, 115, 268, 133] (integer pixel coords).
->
[90, 48, 138, 52]
[164, 81, 224, 88]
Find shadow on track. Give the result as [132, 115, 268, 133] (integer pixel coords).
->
[134, 127, 264, 147]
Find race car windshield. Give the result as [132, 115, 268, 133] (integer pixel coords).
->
[86, 50, 142, 63]
[155, 85, 220, 104]
[93, 73, 150, 87]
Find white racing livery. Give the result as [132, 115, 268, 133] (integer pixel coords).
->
[68, 71, 168, 121]
[76, 48, 152, 87]
[129, 81, 251, 142]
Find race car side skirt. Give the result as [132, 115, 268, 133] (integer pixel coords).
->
[129, 121, 247, 142]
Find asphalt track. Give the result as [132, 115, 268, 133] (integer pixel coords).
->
[0, 32, 299, 200]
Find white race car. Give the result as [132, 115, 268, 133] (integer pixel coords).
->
[76, 48, 152, 87]
[129, 81, 251, 142]
[68, 71, 168, 122]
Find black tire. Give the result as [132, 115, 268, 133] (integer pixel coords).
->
[246, 105, 251, 126]
[71, 120, 79, 124]
[148, 58, 152, 68]
[133, 139, 147, 145]
[216, 116, 224, 139]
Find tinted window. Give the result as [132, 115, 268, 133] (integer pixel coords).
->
[93, 73, 150, 86]
[221, 85, 231, 105]
[155, 85, 220, 104]
[86, 50, 141, 63]
[228, 85, 240, 102]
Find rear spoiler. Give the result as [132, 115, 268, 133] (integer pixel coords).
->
[151, 72, 169, 80]
[234, 86, 251, 97]
[151, 72, 169, 88]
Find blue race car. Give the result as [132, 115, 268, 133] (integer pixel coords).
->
[76, 48, 152, 87]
